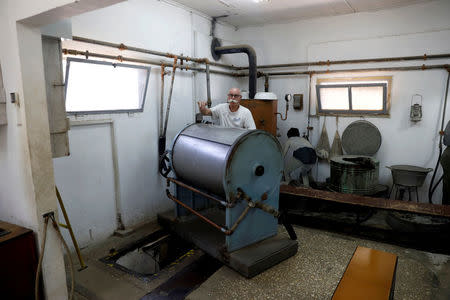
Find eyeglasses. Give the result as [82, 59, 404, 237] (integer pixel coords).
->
[227, 93, 241, 99]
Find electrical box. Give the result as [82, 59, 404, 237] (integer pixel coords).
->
[240, 99, 277, 136]
[293, 94, 303, 110]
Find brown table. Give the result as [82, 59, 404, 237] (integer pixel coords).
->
[0, 220, 41, 299]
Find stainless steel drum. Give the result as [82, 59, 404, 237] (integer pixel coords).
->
[171, 124, 283, 198]
[330, 120, 382, 195]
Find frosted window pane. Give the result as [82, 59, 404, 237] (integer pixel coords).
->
[65, 60, 149, 112]
[352, 86, 383, 110]
[320, 88, 349, 110]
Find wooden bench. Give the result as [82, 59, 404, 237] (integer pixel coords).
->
[332, 246, 398, 300]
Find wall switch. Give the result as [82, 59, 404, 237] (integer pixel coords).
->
[10, 92, 19, 105]
[293, 94, 303, 110]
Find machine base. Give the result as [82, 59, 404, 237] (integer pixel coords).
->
[158, 209, 298, 278]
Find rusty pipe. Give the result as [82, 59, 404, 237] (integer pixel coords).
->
[166, 189, 230, 234]
[72, 36, 239, 70]
[205, 60, 212, 108]
[62, 49, 238, 77]
[159, 65, 165, 135]
[235, 53, 450, 70]
[263, 64, 450, 76]
[275, 99, 288, 121]
[264, 74, 269, 92]
[166, 177, 229, 207]
[162, 57, 177, 137]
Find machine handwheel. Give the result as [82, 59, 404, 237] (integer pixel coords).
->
[159, 150, 172, 178]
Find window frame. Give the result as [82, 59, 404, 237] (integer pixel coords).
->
[315, 76, 391, 117]
[64, 57, 151, 115]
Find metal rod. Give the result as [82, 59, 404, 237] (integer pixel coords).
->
[228, 206, 251, 233]
[163, 58, 177, 137]
[159, 65, 165, 136]
[307, 74, 313, 139]
[62, 49, 238, 77]
[235, 53, 450, 70]
[264, 74, 269, 92]
[166, 189, 230, 234]
[205, 62, 212, 108]
[429, 68, 450, 203]
[167, 177, 229, 207]
[262, 64, 450, 76]
[56, 187, 87, 270]
[72, 36, 239, 70]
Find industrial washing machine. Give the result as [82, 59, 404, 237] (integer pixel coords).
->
[158, 124, 298, 278]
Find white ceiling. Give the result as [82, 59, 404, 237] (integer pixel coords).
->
[170, 0, 432, 28]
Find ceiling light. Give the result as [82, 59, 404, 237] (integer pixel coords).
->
[253, 0, 271, 3]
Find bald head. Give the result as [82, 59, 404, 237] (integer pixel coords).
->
[228, 88, 241, 96]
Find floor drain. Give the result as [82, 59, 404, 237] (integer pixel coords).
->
[101, 230, 194, 279]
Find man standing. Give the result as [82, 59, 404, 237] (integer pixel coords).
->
[197, 88, 256, 129]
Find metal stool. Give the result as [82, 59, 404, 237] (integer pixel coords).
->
[389, 184, 419, 202]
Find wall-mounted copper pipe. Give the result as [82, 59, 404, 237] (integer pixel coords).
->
[62, 48, 238, 77]
[235, 53, 450, 70]
[275, 103, 288, 121]
[72, 36, 240, 70]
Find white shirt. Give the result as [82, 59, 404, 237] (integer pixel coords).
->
[283, 136, 315, 179]
[210, 103, 256, 129]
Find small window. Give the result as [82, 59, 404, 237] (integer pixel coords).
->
[316, 77, 390, 116]
[64, 58, 150, 114]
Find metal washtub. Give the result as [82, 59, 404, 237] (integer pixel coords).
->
[387, 165, 432, 187]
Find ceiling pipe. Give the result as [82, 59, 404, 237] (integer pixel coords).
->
[62, 49, 239, 77]
[213, 44, 257, 99]
[72, 36, 450, 73]
[72, 36, 240, 70]
[235, 53, 450, 70]
[237, 64, 450, 77]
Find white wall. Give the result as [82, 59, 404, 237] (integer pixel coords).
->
[1, 1, 129, 298]
[0, 1, 77, 299]
[235, 0, 450, 203]
[53, 0, 240, 248]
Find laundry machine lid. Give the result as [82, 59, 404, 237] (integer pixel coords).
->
[341, 120, 381, 156]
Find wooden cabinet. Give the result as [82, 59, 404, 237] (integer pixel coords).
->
[0, 220, 41, 299]
[240, 100, 277, 136]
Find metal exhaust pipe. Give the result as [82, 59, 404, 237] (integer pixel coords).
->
[212, 42, 257, 99]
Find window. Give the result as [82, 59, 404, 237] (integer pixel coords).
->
[316, 77, 391, 116]
[64, 58, 150, 114]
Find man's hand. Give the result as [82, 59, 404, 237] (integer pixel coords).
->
[197, 101, 212, 116]
[316, 149, 329, 160]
